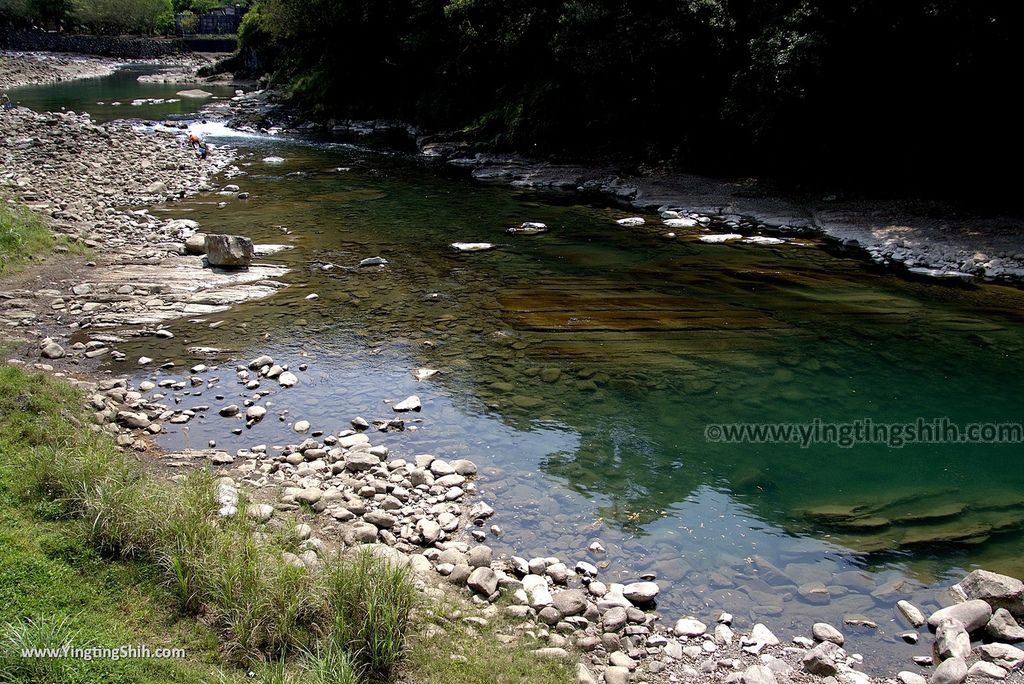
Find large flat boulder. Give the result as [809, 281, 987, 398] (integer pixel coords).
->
[206, 234, 254, 268]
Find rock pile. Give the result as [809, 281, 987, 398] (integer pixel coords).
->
[0, 107, 287, 336]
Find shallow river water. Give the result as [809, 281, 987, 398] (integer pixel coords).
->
[15, 67, 1024, 672]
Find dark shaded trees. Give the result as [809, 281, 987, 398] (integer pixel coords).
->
[241, 0, 1021, 196]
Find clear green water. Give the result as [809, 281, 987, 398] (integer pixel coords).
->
[24, 71, 1024, 670]
[5, 63, 237, 123]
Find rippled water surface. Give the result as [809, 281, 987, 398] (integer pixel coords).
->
[30, 70, 1024, 672]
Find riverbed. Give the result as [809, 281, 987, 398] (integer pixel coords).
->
[11, 66, 1024, 674]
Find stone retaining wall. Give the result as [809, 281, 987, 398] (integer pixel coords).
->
[0, 29, 185, 58]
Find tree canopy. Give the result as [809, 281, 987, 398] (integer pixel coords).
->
[238, 0, 1019, 196]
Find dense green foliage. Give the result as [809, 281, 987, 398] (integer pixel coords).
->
[241, 0, 1019, 195]
[0, 0, 246, 34]
[0, 0, 172, 34]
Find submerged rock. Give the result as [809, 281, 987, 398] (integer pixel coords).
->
[507, 223, 548, 235]
[700, 233, 743, 243]
[616, 217, 645, 226]
[412, 368, 439, 381]
[392, 395, 421, 412]
[450, 242, 496, 252]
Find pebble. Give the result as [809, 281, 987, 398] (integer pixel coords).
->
[622, 581, 659, 604]
[246, 503, 274, 522]
[467, 567, 498, 596]
[978, 643, 1024, 670]
[968, 662, 1009, 680]
[674, 618, 708, 637]
[603, 666, 631, 684]
[935, 618, 971, 660]
[987, 608, 1024, 642]
[896, 672, 927, 684]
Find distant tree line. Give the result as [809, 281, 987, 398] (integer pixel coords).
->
[238, 0, 1019, 197]
[0, 0, 246, 36]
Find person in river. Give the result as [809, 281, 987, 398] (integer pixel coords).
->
[188, 132, 208, 160]
[2, 94, 13, 111]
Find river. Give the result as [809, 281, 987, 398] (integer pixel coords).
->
[10, 65, 1024, 673]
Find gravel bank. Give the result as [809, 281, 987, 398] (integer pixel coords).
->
[226, 90, 1024, 286]
[0, 50, 121, 89]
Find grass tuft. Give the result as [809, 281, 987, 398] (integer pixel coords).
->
[0, 202, 55, 275]
[0, 201, 93, 275]
[0, 364, 430, 683]
[324, 550, 415, 682]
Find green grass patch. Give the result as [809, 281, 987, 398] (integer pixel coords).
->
[0, 364, 574, 683]
[0, 201, 92, 275]
[0, 364, 421, 683]
[0, 367, 236, 683]
[0, 202, 55, 275]
[402, 598, 573, 684]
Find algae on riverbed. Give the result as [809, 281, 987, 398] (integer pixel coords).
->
[116, 142, 1024, 641]
[7, 64, 1024, 674]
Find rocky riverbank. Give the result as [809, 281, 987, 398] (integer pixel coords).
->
[0, 102, 288, 341]
[224, 89, 1024, 286]
[0, 50, 121, 89]
[3, 57, 1024, 684]
[0, 49, 222, 91]
[10, 343, 1024, 684]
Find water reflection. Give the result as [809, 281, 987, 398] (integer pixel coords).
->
[82, 104, 1024, 673]
[6, 63, 238, 123]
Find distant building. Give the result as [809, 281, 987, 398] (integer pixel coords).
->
[175, 5, 246, 36]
